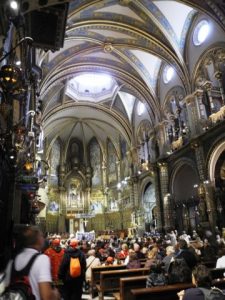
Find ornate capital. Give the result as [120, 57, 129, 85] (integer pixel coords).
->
[214, 71, 222, 80]
[194, 89, 204, 98]
[203, 80, 212, 91]
[185, 94, 195, 105]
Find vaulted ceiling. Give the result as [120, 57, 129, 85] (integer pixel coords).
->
[38, 0, 225, 155]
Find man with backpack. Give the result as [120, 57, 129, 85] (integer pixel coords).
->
[1, 225, 60, 300]
[58, 239, 86, 300]
[177, 264, 225, 300]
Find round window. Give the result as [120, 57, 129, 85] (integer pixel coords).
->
[137, 102, 145, 116]
[163, 66, 174, 84]
[193, 20, 210, 46]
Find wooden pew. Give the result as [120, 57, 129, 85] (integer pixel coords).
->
[90, 264, 126, 298]
[96, 268, 149, 300]
[131, 283, 193, 300]
[113, 275, 148, 300]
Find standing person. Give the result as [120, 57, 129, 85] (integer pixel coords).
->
[85, 250, 101, 287]
[44, 238, 64, 283]
[3, 225, 60, 300]
[58, 239, 86, 300]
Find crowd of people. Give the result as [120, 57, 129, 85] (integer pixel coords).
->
[1, 226, 225, 299]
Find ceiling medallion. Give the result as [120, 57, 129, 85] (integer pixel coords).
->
[104, 43, 113, 53]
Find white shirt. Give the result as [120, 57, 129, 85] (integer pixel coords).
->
[216, 255, 225, 268]
[85, 256, 101, 281]
[6, 248, 52, 300]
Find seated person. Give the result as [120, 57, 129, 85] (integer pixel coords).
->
[146, 261, 167, 287]
[177, 264, 225, 300]
[144, 247, 159, 269]
[126, 250, 141, 269]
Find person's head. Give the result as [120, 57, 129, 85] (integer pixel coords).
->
[218, 247, 225, 258]
[19, 226, 44, 251]
[52, 238, 60, 247]
[179, 239, 188, 250]
[129, 250, 138, 261]
[70, 239, 78, 248]
[192, 265, 211, 288]
[122, 243, 128, 251]
[166, 245, 175, 256]
[133, 243, 140, 252]
[88, 249, 96, 257]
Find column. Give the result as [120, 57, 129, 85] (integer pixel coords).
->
[101, 162, 108, 208]
[185, 94, 200, 136]
[158, 162, 173, 230]
[214, 71, 225, 105]
[194, 89, 206, 119]
[204, 181, 217, 231]
[192, 142, 216, 230]
[58, 164, 66, 214]
[154, 122, 168, 156]
[152, 164, 163, 231]
[203, 81, 215, 113]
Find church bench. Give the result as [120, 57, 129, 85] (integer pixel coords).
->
[131, 283, 194, 300]
[96, 268, 149, 300]
[91, 264, 126, 298]
[118, 275, 148, 300]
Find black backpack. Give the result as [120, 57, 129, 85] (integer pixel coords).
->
[199, 287, 225, 300]
[0, 253, 40, 300]
[168, 258, 192, 284]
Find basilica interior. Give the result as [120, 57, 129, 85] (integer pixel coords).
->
[1, 0, 225, 259]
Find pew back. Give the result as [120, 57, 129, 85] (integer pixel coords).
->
[131, 283, 193, 300]
[120, 275, 148, 300]
[98, 268, 149, 300]
[91, 264, 126, 298]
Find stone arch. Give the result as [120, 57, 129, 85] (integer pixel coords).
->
[170, 158, 200, 232]
[170, 158, 199, 201]
[139, 176, 156, 231]
[208, 137, 225, 186]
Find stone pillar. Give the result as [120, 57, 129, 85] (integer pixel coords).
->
[214, 71, 225, 105]
[204, 182, 217, 231]
[158, 162, 173, 230]
[154, 122, 168, 156]
[132, 175, 139, 208]
[85, 166, 92, 213]
[185, 94, 200, 136]
[101, 162, 108, 208]
[192, 141, 216, 230]
[194, 89, 206, 119]
[58, 164, 66, 214]
[153, 164, 163, 231]
[203, 81, 215, 113]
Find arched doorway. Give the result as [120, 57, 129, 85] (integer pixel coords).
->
[172, 163, 201, 233]
[208, 143, 225, 229]
[142, 182, 156, 232]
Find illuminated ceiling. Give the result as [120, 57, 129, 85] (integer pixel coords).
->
[38, 0, 223, 153]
